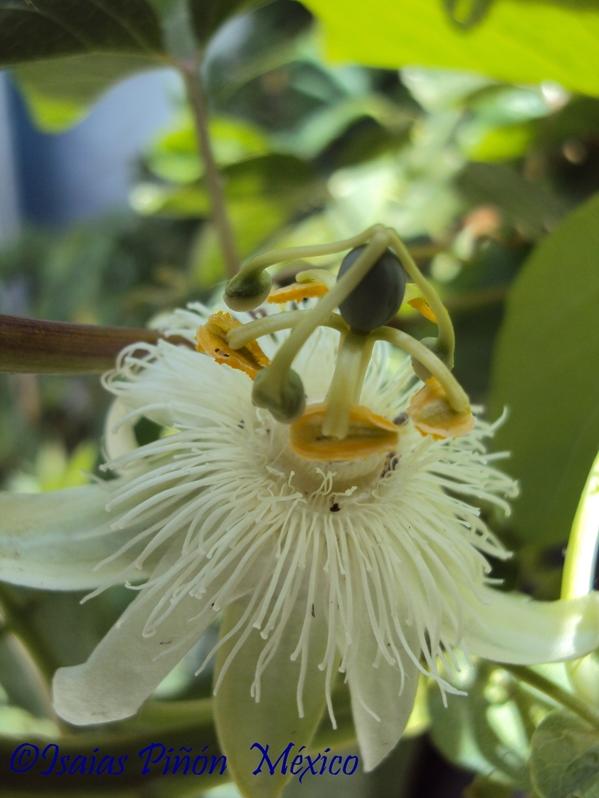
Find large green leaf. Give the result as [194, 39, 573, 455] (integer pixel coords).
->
[489, 194, 599, 544]
[530, 711, 599, 798]
[301, 0, 599, 97]
[0, 0, 163, 64]
[0, 0, 166, 130]
[0, 0, 260, 131]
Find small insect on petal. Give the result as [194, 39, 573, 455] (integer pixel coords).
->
[196, 311, 269, 380]
[408, 297, 437, 323]
[290, 403, 401, 461]
[409, 377, 474, 439]
[267, 281, 329, 304]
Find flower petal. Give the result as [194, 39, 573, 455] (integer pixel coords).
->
[346, 602, 420, 772]
[463, 587, 599, 664]
[0, 485, 143, 590]
[214, 579, 332, 798]
[53, 560, 215, 725]
[104, 399, 138, 462]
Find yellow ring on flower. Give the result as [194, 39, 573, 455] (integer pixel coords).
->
[290, 403, 400, 461]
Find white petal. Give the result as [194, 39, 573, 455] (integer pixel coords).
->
[53, 558, 214, 725]
[214, 577, 332, 798]
[0, 486, 143, 590]
[104, 399, 138, 462]
[346, 604, 420, 772]
[463, 587, 599, 664]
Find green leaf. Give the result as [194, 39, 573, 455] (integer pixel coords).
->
[15, 53, 161, 131]
[0, 0, 163, 65]
[0, 0, 169, 131]
[489, 194, 599, 544]
[530, 711, 599, 798]
[301, 0, 599, 97]
[148, 114, 270, 183]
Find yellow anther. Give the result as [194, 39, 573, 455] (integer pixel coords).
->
[409, 377, 473, 439]
[267, 281, 329, 304]
[196, 312, 269, 380]
[408, 297, 437, 323]
[290, 403, 400, 461]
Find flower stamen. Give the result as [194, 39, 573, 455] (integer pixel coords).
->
[267, 281, 328, 304]
[196, 311, 269, 379]
[409, 377, 474, 439]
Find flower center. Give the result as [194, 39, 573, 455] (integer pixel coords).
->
[270, 418, 391, 497]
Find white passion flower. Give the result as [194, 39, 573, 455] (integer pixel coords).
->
[2, 222, 599, 794]
[2, 299, 599, 782]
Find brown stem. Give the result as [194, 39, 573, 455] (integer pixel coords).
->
[181, 58, 240, 277]
[0, 315, 193, 375]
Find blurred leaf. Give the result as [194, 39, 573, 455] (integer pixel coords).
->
[15, 53, 161, 131]
[0, 1, 163, 65]
[490, 194, 599, 544]
[402, 68, 494, 112]
[302, 0, 599, 97]
[148, 114, 269, 182]
[458, 163, 567, 238]
[537, 97, 599, 151]
[530, 711, 599, 798]
[463, 777, 516, 797]
[0, 0, 169, 130]
[459, 120, 536, 163]
[7, 441, 97, 493]
[191, 195, 301, 290]
[273, 94, 411, 159]
[457, 84, 559, 162]
[134, 152, 324, 290]
[165, 154, 325, 288]
[136, 153, 321, 217]
[428, 665, 530, 787]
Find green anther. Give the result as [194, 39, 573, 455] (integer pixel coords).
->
[224, 271, 272, 312]
[252, 367, 306, 422]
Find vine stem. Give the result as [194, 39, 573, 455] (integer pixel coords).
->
[0, 315, 193, 375]
[501, 664, 599, 730]
[180, 56, 240, 277]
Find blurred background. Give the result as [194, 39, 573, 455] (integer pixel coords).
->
[0, 1, 598, 796]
